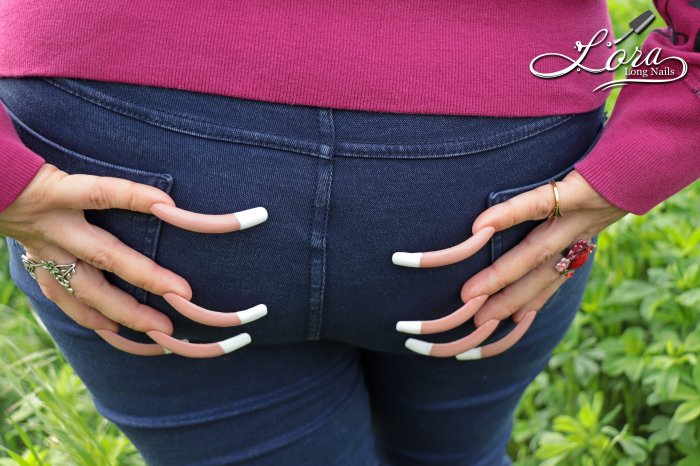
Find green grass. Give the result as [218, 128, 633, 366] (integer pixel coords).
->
[2, 1, 699, 464]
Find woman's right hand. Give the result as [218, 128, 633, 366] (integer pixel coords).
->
[0, 163, 192, 334]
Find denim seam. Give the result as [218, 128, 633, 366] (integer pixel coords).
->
[43, 78, 325, 159]
[306, 109, 335, 340]
[139, 176, 173, 304]
[333, 114, 575, 159]
[43, 78, 579, 160]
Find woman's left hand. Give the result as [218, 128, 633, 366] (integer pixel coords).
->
[392, 169, 628, 359]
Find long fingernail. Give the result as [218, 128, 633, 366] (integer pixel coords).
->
[146, 330, 252, 358]
[95, 329, 168, 356]
[392, 252, 422, 268]
[396, 320, 422, 334]
[150, 203, 268, 234]
[455, 311, 537, 360]
[455, 347, 481, 360]
[405, 338, 433, 355]
[237, 304, 268, 323]
[396, 294, 488, 335]
[392, 226, 495, 269]
[235, 207, 268, 230]
[164, 293, 267, 327]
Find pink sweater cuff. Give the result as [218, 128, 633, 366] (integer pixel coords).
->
[0, 103, 45, 213]
[575, 37, 700, 215]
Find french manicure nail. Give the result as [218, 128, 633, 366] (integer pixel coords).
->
[396, 320, 422, 334]
[163, 293, 267, 327]
[392, 226, 495, 269]
[235, 207, 268, 230]
[150, 203, 268, 234]
[146, 330, 252, 358]
[405, 338, 433, 355]
[392, 252, 422, 268]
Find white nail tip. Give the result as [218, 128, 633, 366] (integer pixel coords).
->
[218, 333, 252, 354]
[405, 338, 433, 355]
[456, 347, 482, 360]
[396, 321, 422, 334]
[238, 304, 268, 324]
[235, 207, 268, 230]
[392, 252, 422, 268]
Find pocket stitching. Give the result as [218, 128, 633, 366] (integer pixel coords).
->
[6, 106, 173, 305]
[487, 114, 607, 263]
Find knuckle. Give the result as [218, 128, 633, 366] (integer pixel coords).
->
[73, 286, 95, 306]
[132, 262, 160, 292]
[123, 181, 141, 211]
[486, 264, 508, 292]
[39, 282, 61, 302]
[117, 315, 138, 331]
[536, 191, 553, 218]
[87, 185, 113, 210]
[535, 245, 553, 266]
[501, 200, 517, 228]
[84, 248, 115, 272]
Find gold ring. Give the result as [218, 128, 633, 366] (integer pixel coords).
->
[547, 179, 563, 222]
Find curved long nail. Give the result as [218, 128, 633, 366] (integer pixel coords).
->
[146, 330, 251, 358]
[404, 319, 499, 357]
[396, 295, 488, 335]
[95, 329, 189, 356]
[392, 227, 495, 268]
[163, 293, 267, 327]
[456, 311, 537, 360]
[151, 203, 268, 233]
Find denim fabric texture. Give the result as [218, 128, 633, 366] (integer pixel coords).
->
[0, 77, 605, 466]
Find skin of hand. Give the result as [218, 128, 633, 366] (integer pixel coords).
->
[0, 163, 192, 334]
[465, 169, 628, 327]
[395, 169, 629, 357]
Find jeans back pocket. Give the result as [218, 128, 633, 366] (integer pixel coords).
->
[487, 112, 607, 264]
[5, 105, 173, 304]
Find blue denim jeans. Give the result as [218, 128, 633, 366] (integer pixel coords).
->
[0, 77, 605, 466]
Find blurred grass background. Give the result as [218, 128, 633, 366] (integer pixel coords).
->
[1, 1, 699, 464]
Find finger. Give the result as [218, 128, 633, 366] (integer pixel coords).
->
[50, 217, 192, 300]
[512, 279, 563, 323]
[471, 172, 587, 234]
[151, 203, 268, 233]
[22, 245, 119, 332]
[27, 237, 175, 334]
[53, 174, 176, 212]
[163, 293, 267, 327]
[456, 311, 538, 360]
[472, 253, 569, 327]
[404, 319, 500, 357]
[64, 262, 174, 334]
[392, 226, 495, 268]
[461, 212, 585, 302]
[145, 330, 252, 358]
[396, 295, 488, 335]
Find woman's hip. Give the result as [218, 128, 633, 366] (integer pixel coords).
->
[0, 76, 605, 353]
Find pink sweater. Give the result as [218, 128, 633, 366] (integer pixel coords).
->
[0, 0, 698, 214]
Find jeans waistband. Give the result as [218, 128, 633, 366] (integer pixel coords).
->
[15, 77, 602, 159]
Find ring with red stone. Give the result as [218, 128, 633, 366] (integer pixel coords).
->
[554, 239, 596, 278]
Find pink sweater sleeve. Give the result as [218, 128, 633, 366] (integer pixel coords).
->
[574, 0, 700, 215]
[0, 102, 45, 213]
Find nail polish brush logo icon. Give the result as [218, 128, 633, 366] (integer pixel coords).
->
[530, 10, 687, 91]
[614, 10, 655, 45]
